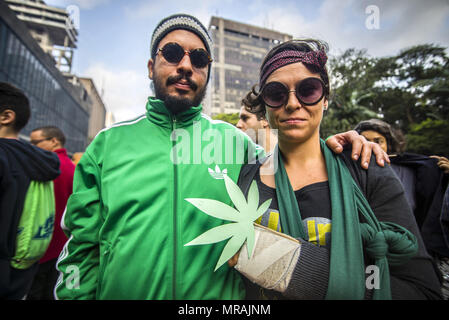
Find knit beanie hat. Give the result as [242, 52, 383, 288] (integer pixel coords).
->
[150, 14, 213, 81]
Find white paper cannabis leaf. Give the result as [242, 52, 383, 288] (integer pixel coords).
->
[185, 174, 271, 271]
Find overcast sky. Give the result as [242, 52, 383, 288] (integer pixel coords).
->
[44, 0, 449, 122]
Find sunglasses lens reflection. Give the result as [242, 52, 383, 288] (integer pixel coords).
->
[262, 82, 288, 108]
[189, 50, 210, 68]
[297, 78, 324, 105]
[162, 43, 184, 63]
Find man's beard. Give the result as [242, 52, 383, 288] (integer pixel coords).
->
[152, 71, 207, 115]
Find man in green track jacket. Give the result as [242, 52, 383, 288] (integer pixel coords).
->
[55, 14, 388, 300]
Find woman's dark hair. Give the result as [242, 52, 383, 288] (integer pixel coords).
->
[241, 91, 266, 121]
[243, 39, 330, 117]
[354, 119, 406, 154]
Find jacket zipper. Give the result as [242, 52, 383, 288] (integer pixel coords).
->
[171, 115, 178, 300]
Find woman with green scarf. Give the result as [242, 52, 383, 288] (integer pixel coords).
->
[231, 39, 442, 299]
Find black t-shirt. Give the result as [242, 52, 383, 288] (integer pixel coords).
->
[254, 171, 332, 249]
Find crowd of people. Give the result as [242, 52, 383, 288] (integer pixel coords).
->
[1, 13, 448, 300]
[0, 83, 86, 299]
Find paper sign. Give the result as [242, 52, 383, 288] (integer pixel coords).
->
[185, 175, 271, 271]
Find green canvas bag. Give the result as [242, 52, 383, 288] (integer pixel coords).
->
[11, 181, 55, 269]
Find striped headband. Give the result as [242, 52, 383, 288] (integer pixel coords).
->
[259, 50, 328, 86]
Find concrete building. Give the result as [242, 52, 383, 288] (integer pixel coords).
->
[0, 0, 89, 152]
[65, 75, 106, 145]
[208, 16, 292, 116]
[79, 78, 106, 143]
[5, 0, 78, 74]
[104, 110, 115, 128]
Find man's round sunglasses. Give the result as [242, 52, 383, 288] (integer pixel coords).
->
[157, 42, 212, 69]
[261, 77, 326, 108]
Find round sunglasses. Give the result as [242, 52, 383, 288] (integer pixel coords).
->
[157, 42, 212, 69]
[261, 77, 326, 108]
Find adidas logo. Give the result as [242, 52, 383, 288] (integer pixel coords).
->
[208, 165, 228, 179]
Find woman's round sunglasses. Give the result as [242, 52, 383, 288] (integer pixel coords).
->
[261, 77, 326, 108]
[157, 42, 212, 69]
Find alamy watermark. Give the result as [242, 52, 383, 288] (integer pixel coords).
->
[366, 265, 380, 290]
[65, 265, 80, 290]
[169, 122, 279, 175]
[66, 5, 80, 30]
[365, 5, 380, 30]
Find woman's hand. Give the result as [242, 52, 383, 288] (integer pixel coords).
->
[228, 252, 240, 268]
[326, 130, 390, 169]
[227, 224, 301, 293]
[430, 155, 449, 174]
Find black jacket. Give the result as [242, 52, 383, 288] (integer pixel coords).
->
[0, 138, 60, 298]
[390, 152, 449, 258]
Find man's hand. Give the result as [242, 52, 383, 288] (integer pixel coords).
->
[430, 155, 449, 174]
[326, 130, 390, 170]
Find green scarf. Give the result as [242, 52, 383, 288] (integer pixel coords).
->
[274, 139, 418, 299]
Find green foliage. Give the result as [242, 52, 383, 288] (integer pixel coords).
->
[322, 43, 449, 156]
[212, 113, 240, 126]
[321, 90, 378, 138]
[406, 119, 449, 157]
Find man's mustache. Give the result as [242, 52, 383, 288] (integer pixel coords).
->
[166, 74, 198, 91]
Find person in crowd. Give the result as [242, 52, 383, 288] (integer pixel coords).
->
[231, 39, 442, 299]
[237, 95, 277, 153]
[54, 14, 388, 300]
[355, 118, 449, 299]
[354, 119, 448, 237]
[27, 126, 75, 300]
[0, 82, 60, 299]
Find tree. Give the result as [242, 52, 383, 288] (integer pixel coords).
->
[406, 119, 449, 157]
[321, 90, 378, 138]
[321, 48, 379, 138]
[212, 112, 239, 126]
[323, 44, 449, 157]
[378, 44, 449, 130]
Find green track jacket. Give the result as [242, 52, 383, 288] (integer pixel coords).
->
[55, 97, 263, 300]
